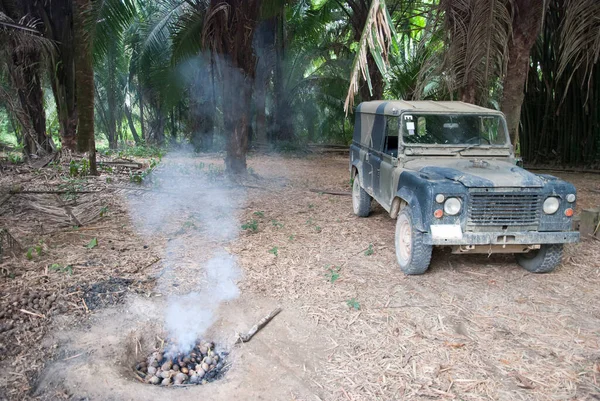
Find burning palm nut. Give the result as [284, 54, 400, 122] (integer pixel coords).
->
[135, 339, 227, 386]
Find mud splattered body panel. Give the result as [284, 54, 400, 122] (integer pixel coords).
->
[350, 100, 579, 248]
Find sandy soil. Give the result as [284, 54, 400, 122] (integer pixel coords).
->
[1, 153, 600, 401]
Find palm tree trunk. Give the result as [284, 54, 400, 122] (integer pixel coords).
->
[204, 0, 261, 174]
[124, 103, 141, 144]
[74, 0, 97, 174]
[224, 83, 252, 173]
[36, 0, 78, 151]
[501, 0, 547, 148]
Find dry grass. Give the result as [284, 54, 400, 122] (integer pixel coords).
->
[231, 155, 600, 401]
[1, 153, 599, 400]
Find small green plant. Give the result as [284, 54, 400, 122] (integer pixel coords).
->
[268, 247, 279, 256]
[69, 160, 79, 177]
[315, 225, 322, 233]
[129, 171, 144, 184]
[7, 152, 23, 164]
[86, 237, 98, 249]
[253, 211, 265, 218]
[69, 158, 90, 177]
[49, 263, 73, 275]
[206, 164, 224, 181]
[100, 206, 109, 217]
[347, 298, 360, 310]
[247, 167, 256, 175]
[271, 219, 284, 228]
[106, 177, 113, 183]
[26, 248, 34, 260]
[35, 243, 43, 256]
[308, 203, 314, 209]
[58, 177, 85, 201]
[99, 164, 114, 173]
[325, 265, 341, 283]
[364, 244, 374, 256]
[288, 235, 295, 241]
[182, 220, 197, 230]
[306, 218, 314, 226]
[241, 220, 259, 232]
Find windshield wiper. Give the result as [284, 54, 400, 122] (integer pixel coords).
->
[451, 144, 479, 154]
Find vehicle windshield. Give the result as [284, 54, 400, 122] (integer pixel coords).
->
[400, 113, 508, 146]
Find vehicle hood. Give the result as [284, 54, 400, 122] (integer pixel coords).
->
[405, 158, 544, 188]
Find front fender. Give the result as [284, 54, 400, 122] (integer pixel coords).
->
[396, 187, 426, 232]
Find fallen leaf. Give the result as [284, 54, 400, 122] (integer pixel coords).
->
[514, 373, 535, 389]
[444, 342, 465, 348]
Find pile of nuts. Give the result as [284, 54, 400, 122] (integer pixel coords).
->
[135, 340, 226, 386]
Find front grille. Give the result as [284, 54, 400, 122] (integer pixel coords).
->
[468, 191, 541, 226]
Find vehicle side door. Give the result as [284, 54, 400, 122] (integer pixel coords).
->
[367, 112, 387, 199]
[378, 116, 400, 210]
[356, 113, 380, 194]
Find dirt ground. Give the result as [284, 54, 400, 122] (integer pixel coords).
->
[1, 153, 600, 401]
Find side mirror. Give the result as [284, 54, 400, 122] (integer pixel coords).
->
[392, 157, 398, 167]
[516, 158, 524, 167]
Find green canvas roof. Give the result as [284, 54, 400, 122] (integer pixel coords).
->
[356, 100, 504, 116]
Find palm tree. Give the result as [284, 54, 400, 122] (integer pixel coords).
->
[202, 0, 262, 174]
[0, 1, 55, 156]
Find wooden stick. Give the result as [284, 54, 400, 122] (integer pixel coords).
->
[236, 307, 282, 343]
[62, 352, 84, 361]
[310, 189, 351, 196]
[9, 189, 100, 194]
[20, 309, 45, 319]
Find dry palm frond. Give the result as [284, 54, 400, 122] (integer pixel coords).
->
[557, 0, 600, 103]
[0, 13, 55, 54]
[201, 2, 230, 55]
[344, 0, 396, 114]
[416, 0, 511, 104]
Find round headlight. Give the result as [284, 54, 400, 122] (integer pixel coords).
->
[566, 194, 576, 203]
[444, 197, 462, 215]
[435, 194, 445, 203]
[543, 197, 560, 214]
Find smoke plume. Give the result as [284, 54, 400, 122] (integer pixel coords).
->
[127, 148, 244, 353]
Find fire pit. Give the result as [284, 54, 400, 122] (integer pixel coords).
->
[134, 340, 227, 386]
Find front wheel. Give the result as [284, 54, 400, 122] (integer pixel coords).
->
[516, 244, 564, 273]
[352, 174, 371, 217]
[395, 207, 433, 275]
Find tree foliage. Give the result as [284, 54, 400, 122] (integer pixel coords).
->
[0, 0, 598, 168]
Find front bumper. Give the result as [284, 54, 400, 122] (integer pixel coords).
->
[423, 228, 580, 246]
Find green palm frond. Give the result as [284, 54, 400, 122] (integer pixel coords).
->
[171, 6, 207, 63]
[94, 0, 136, 60]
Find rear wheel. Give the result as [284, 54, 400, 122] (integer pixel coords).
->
[395, 207, 433, 275]
[352, 174, 371, 217]
[516, 244, 563, 273]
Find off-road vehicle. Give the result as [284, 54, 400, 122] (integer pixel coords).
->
[350, 101, 579, 275]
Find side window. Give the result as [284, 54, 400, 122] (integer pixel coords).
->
[384, 116, 399, 156]
[481, 116, 499, 143]
[360, 114, 376, 148]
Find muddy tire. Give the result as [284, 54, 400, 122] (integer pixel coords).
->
[352, 175, 371, 217]
[516, 244, 563, 273]
[395, 207, 432, 275]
